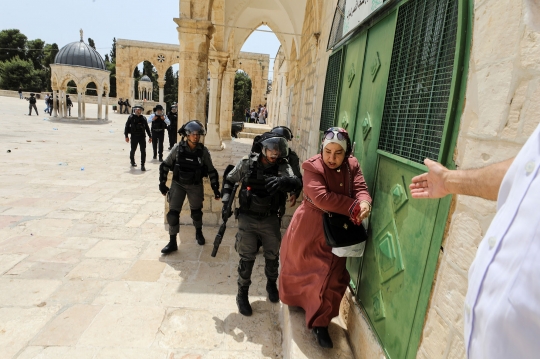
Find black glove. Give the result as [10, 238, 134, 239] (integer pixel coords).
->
[265, 176, 289, 195]
[213, 188, 221, 199]
[221, 203, 229, 222]
[159, 183, 169, 195]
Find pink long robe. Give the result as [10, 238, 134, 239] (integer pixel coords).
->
[279, 154, 371, 328]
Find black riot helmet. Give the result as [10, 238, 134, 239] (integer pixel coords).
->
[178, 120, 207, 136]
[271, 126, 293, 141]
[257, 133, 289, 163]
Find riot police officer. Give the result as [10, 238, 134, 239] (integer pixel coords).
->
[124, 105, 152, 171]
[159, 120, 221, 252]
[167, 104, 178, 150]
[147, 105, 170, 162]
[222, 133, 302, 316]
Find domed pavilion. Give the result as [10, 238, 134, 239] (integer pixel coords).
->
[137, 75, 153, 101]
[50, 29, 110, 120]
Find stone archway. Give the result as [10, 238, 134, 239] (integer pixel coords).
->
[116, 39, 180, 109]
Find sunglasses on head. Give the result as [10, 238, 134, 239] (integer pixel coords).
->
[324, 130, 348, 141]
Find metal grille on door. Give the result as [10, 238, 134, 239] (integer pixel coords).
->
[377, 0, 459, 163]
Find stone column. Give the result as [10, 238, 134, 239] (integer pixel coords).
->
[62, 90, 68, 117]
[219, 64, 236, 141]
[82, 93, 86, 120]
[158, 79, 165, 106]
[97, 88, 103, 120]
[52, 90, 58, 117]
[105, 92, 109, 120]
[77, 91, 82, 119]
[174, 17, 214, 131]
[206, 56, 227, 150]
[130, 78, 135, 108]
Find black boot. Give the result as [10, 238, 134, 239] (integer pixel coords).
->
[195, 228, 205, 245]
[153, 154, 157, 160]
[236, 285, 252, 316]
[313, 326, 333, 348]
[141, 164, 146, 171]
[161, 235, 178, 254]
[266, 280, 280, 303]
[159, 156, 163, 162]
[131, 162, 137, 167]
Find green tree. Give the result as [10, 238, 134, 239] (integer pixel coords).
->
[26, 39, 45, 70]
[0, 29, 27, 62]
[233, 71, 252, 122]
[142, 60, 159, 100]
[163, 66, 178, 111]
[0, 56, 43, 91]
[105, 57, 116, 97]
[42, 43, 59, 91]
[88, 38, 96, 50]
[110, 37, 116, 63]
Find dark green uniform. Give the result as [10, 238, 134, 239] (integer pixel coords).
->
[159, 141, 219, 235]
[223, 154, 298, 287]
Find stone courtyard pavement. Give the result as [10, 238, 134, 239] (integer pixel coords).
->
[0, 96, 287, 359]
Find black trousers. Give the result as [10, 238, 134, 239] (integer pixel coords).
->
[152, 130, 165, 158]
[130, 135, 146, 165]
[29, 104, 38, 115]
[168, 126, 177, 148]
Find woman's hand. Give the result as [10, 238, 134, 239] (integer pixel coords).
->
[357, 201, 371, 223]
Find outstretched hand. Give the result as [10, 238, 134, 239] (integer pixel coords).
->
[409, 158, 450, 199]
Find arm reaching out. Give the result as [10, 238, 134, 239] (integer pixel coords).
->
[409, 158, 514, 201]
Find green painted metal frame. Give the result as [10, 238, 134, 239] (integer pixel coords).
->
[403, 0, 472, 357]
[326, 0, 472, 357]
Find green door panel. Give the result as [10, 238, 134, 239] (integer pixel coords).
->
[347, 10, 398, 292]
[359, 154, 440, 359]
[352, 10, 398, 192]
[335, 33, 367, 137]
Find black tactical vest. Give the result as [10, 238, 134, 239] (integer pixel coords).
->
[130, 115, 146, 136]
[239, 155, 282, 213]
[168, 112, 178, 127]
[151, 116, 168, 131]
[173, 142, 206, 185]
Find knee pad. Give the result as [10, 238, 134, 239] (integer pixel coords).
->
[238, 260, 255, 279]
[166, 210, 180, 227]
[190, 209, 203, 222]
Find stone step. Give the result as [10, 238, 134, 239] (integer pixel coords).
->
[237, 132, 259, 139]
[242, 123, 272, 134]
[280, 304, 356, 359]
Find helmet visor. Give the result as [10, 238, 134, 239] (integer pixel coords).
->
[184, 121, 206, 136]
[260, 137, 289, 160]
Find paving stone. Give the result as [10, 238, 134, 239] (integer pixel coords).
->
[122, 259, 166, 281]
[78, 305, 165, 348]
[0, 278, 61, 306]
[31, 304, 102, 346]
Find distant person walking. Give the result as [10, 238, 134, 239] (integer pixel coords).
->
[118, 98, 124, 114]
[245, 108, 250, 122]
[66, 95, 73, 116]
[250, 109, 257, 123]
[123, 99, 131, 114]
[18, 87, 22, 99]
[27, 93, 38, 116]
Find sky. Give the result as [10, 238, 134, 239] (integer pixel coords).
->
[2, 0, 281, 76]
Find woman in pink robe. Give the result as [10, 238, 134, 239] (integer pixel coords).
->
[279, 127, 372, 348]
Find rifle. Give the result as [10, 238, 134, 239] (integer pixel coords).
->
[211, 165, 237, 257]
[211, 182, 239, 257]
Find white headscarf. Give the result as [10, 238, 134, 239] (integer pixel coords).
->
[322, 129, 348, 152]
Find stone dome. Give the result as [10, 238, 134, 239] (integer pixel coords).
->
[140, 75, 152, 82]
[54, 40, 106, 70]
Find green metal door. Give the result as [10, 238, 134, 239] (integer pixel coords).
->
[355, 0, 465, 358]
[335, 34, 367, 137]
[347, 10, 398, 293]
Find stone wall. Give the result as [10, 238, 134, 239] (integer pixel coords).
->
[417, 1, 540, 358]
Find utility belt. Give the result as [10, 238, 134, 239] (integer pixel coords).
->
[152, 128, 165, 132]
[239, 209, 278, 218]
